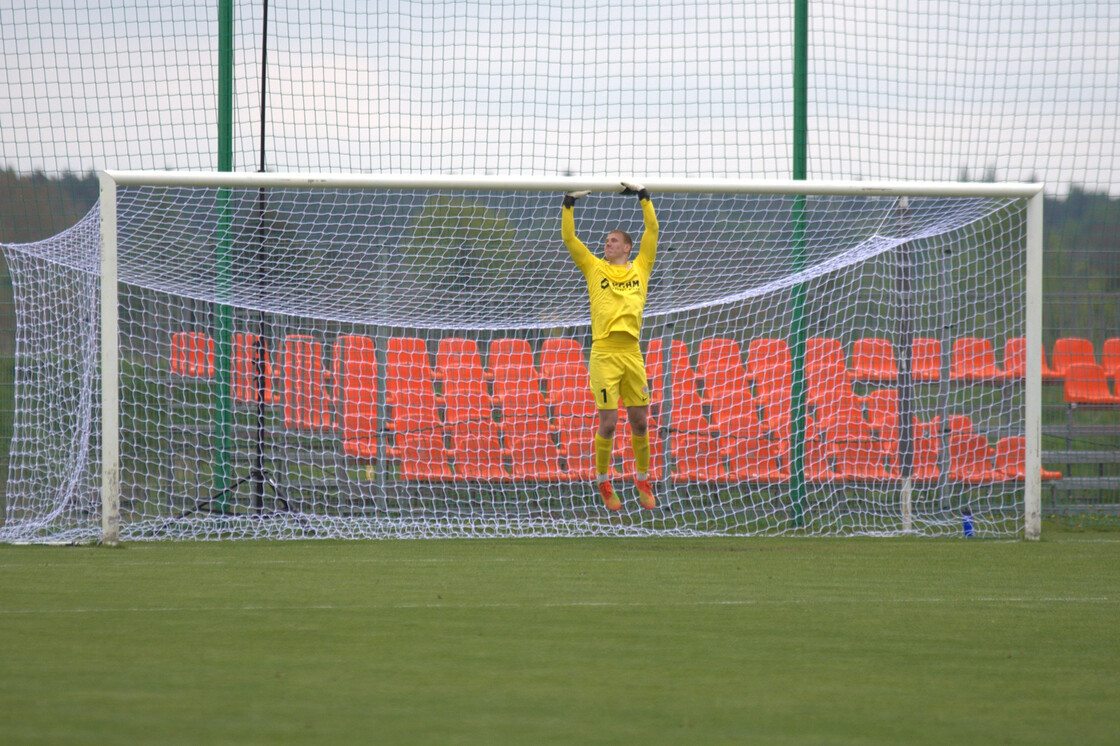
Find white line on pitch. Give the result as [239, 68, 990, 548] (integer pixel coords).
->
[0, 556, 649, 570]
[0, 596, 1113, 615]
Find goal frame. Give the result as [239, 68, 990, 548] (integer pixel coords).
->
[97, 171, 1045, 544]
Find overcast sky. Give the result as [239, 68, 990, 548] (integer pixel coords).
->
[2, 0, 1117, 196]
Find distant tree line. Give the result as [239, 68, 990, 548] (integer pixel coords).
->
[0, 169, 99, 244]
[1, 168, 1117, 252]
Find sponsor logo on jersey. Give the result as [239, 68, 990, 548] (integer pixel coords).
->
[600, 277, 641, 290]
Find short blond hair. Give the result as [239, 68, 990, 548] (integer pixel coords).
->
[609, 229, 633, 248]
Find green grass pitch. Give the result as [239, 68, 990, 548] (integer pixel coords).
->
[2, 527, 1118, 744]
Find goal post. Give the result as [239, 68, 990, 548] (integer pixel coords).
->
[32, 172, 1050, 542]
[99, 171, 121, 546]
[1024, 192, 1044, 541]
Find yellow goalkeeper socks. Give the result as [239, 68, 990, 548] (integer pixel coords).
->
[594, 434, 613, 479]
[632, 432, 650, 477]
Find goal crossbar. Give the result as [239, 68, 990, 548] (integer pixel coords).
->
[101, 170, 1044, 199]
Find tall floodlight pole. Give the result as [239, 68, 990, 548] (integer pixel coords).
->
[252, 0, 272, 515]
[787, 0, 809, 526]
[896, 198, 915, 532]
[213, 0, 235, 510]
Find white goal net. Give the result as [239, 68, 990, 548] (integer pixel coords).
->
[0, 173, 1042, 542]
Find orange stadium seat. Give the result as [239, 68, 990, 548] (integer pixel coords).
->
[1041, 344, 1060, 383]
[441, 386, 494, 426]
[493, 380, 549, 419]
[436, 337, 488, 388]
[539, 337, 586, 377]
[1063, 362, 1120, 405]
[386, 389, 442, 434]
[848, 337, 898, 383]
[806, 358, 853, 409]
[554, 415, 599, 481]
[746, 337, 791, 378]
[1000, 337, 1026, 380]
[488, 338, 547, 416]
[384, 340, 454, 481]
[384, 336, 444, 477]
[818, 394, 891, 482]
[948, 432, 1000, 484]
[724, 434, 786, 483]
[708, 379, 765, 482]
[947, 414, 974, 434]
[647, 339, 720, 480]
[863, 388, 901, 477]
[805, 337, 846, 376]
[333, 335, 378, 459]
[829, 438, 893, 482]
[753, 363, 792, 438]
[390, 431, 453, 481]
[992, 436, 1062, 481]
[992, 436, 1053, 481]
[231, 332, 275, 403]
[669, 380, 710, 437]
[810, 389, 862, 439]
[911, 433, 940, 483]
[998, 337, 1059, 382]
[764, 436, 830, 483]
[670, 430, 724, 482]
[911, 414, 973, 440]
[707, 380, 758, 434]
[1101, 338, 1120, 385]
[384, 342, 449, 482]
[951, 337, 1004, 382]
[542, 359, 587, 390]
[547, 383, 597, 418]
[645, 338, 696, 409]
[385, 337, 436, 398]
[911, 337, 942, 382]
[1050, 337, 1096, 379]
[502, 416, 564, 481]
[803, 435, 836, 483]
[170, 330, 215, 379]
[540, 359, 592, 416]
[695, 337, 748, 395]
[488, 337, 540, 385]
[281, 335, 333, 431]
[710, 388, 760, 443]
[448, 420, 510, 481]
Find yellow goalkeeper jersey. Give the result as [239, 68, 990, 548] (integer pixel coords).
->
[562, 198, 659, 348]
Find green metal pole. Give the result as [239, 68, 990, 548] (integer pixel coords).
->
[213, 0, 234, 508]
[788, 0, 809, 527]
[218, 0, 233, 172]
[793, 0, 808, 184]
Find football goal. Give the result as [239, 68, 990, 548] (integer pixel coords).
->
[0, 172, 1043, 543]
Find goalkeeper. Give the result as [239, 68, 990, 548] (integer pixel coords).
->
[561, 181, 659, 511]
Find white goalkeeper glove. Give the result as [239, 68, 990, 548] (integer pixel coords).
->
[620, 181, 651, 201]
[562, 190, 591, 208]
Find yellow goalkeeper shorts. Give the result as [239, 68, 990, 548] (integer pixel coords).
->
[589, 345, 650, 411]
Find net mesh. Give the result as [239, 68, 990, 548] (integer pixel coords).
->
[0, 183, 1031, 541]
[6, 2, 1115, 193]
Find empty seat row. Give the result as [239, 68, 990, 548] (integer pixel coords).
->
[168, 331, 1061, 484]
[761, 335, 1118, 384]
[171, 331, 1119, 392]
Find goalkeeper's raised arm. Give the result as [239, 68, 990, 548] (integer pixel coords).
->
[561, 189, 595, 272]
[621, 181, 659, 275]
